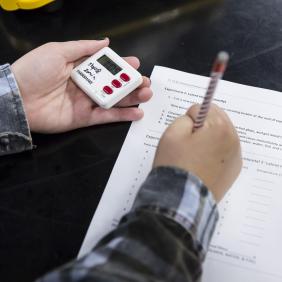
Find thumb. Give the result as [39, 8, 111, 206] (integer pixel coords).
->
[61, 39, 109, 62]
[186, 104, 201, 122]
[165, 114, 194, 138]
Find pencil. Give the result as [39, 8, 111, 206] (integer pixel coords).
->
[193, 51, 229, 131]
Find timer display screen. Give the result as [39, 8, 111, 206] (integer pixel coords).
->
[97, 55, 122, 75]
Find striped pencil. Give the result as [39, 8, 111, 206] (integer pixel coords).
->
[193, 51, 229, 131]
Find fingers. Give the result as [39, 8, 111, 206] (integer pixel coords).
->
[61, 39, 109, 62]
[167, 115, 194, 137]
[73, 56, 89, 67]
[187, 103, 227, 126]
[73, 54, 141, 73]
[137, 76, 151, 88]
[117, 88, 152, 107]
[73, 55, 141, 70]
[89, 107, 144, 125]
[123, 56, 140, 69]
[116, 77, 152, 107]
[186, 104, 201, 122]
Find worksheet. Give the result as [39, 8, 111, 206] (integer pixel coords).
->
[79, 66, 282, 282]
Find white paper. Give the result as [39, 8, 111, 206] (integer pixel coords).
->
[79, 66, 282, 282]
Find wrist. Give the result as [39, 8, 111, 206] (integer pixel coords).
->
[0, 64, 33, 154]
[132, 166, 219, 257]
[11, 63, 35, 131]
[153, 159, 220, 203]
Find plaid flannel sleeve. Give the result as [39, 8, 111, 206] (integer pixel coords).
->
[0, 63, 32, 156]
[38, 166, 219, 282]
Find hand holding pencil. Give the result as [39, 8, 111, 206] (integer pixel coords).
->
[154, 51, 242, 201]
[193, 51, 229, 131]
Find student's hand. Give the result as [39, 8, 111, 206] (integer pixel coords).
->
[153, 104, 242, 202]
[11, 39, 152, 133]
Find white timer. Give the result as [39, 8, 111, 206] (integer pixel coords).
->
[71, 47, 143, 109]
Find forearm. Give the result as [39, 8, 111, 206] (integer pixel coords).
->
[0, 64, 32, 156]
[38, 166, 218, 282]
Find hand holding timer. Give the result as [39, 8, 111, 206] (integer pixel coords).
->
[71, 47, 143, 109]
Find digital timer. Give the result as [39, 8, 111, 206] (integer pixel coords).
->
[71, 47, 143, 109]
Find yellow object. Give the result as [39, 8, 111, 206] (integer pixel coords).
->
[0, 0, 54, 11]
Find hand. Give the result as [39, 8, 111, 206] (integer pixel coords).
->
[11, 39, 152, 133]
[153, 104, 242, 202]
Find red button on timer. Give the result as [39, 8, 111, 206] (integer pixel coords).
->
[103, 86, 113, 95]
[112, 79, 122, 88]
[120, 73, 130, 82]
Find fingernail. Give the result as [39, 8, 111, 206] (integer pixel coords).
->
[137, 108, 144, 118]
[97, 37, 108, 41]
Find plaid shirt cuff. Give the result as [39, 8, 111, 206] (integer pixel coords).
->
[133, 166, 219, 257]
[0, 64, 32, 155]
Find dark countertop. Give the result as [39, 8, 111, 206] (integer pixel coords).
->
[1, 1, 282, 281]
